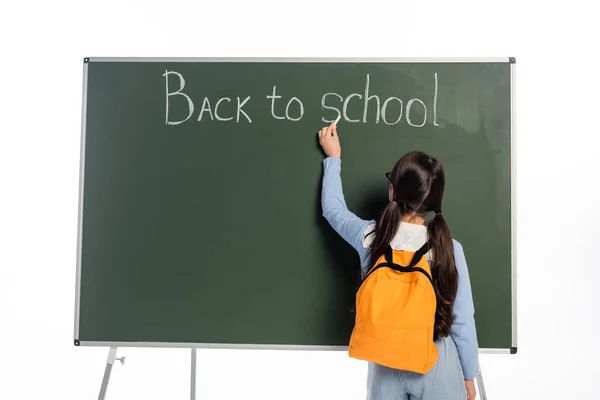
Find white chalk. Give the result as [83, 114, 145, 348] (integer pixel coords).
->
[334, 115, 341, 126]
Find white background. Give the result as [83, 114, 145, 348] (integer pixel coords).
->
[1, 0, 599, 399]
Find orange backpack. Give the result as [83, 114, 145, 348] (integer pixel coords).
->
[348, 242, 438, 374]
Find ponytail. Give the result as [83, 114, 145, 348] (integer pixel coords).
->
[427, 212, 458, 338]
[366, 200, 402, 272]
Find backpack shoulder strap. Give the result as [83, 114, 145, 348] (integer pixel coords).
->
[409, 242, 433, 285]
[407, 242, 429, 268]
[383, 242, 433, 285]
[384, 242, 429, 268]
[361, 242, 432, 288]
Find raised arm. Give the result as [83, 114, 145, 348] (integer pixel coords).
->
[318, 123, 373, 258]
[450, 239, 480, 381]
[322, 157, 373, 255]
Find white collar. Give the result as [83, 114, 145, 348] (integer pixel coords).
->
[363, 221, 428, 253]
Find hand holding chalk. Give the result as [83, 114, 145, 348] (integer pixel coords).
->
[318, 121, 341, 158]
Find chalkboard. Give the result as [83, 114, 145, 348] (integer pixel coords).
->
[74, 58, 516, 353]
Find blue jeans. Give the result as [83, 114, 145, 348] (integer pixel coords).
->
[366, 336, 467, 400]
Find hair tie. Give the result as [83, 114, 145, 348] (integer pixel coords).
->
[435, 209, 442, 216]
[395, 199, 407, 213]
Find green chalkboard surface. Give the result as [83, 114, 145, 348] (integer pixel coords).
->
[75, 58, 515, 352]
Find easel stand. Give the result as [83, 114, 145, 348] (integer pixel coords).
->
[98, 348, 125, 400]
[97, 348, 486, 400]
[477, 368, 488, 400]
[97, 347, 198, 400]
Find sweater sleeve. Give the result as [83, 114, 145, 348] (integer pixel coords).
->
[321, 157, 374, 263]
[450, 239, 480, 380]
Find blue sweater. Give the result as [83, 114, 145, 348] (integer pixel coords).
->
[321, 156, 479, 380]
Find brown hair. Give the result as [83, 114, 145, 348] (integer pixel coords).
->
[367, 151, 458, 338]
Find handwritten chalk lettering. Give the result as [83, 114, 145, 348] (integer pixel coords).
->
[267, 86, 305, 121]
[237, 96, 252, 123]
[162, 71, 248, 124]
[363, 74, 381, 123]
[406, 98, 427, 127]
[267, 86, 286, 120]
[197, 97, 214, 121]
[433, 72, 439, 126]
[199, 96, 238, 122]
[285, 97, 304, 122]
[320, 73, 439, 127]
[343, 93, 362, 123]
[321, 93, 343, 123]
[215, 98, 233, 121]
[163, 70, 195, 125]
[381, 97, 403, 125]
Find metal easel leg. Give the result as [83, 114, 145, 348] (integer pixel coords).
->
[476, 369, 487, 400]
[98, 347, 125, 400]
[190, 348, 197, 400]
